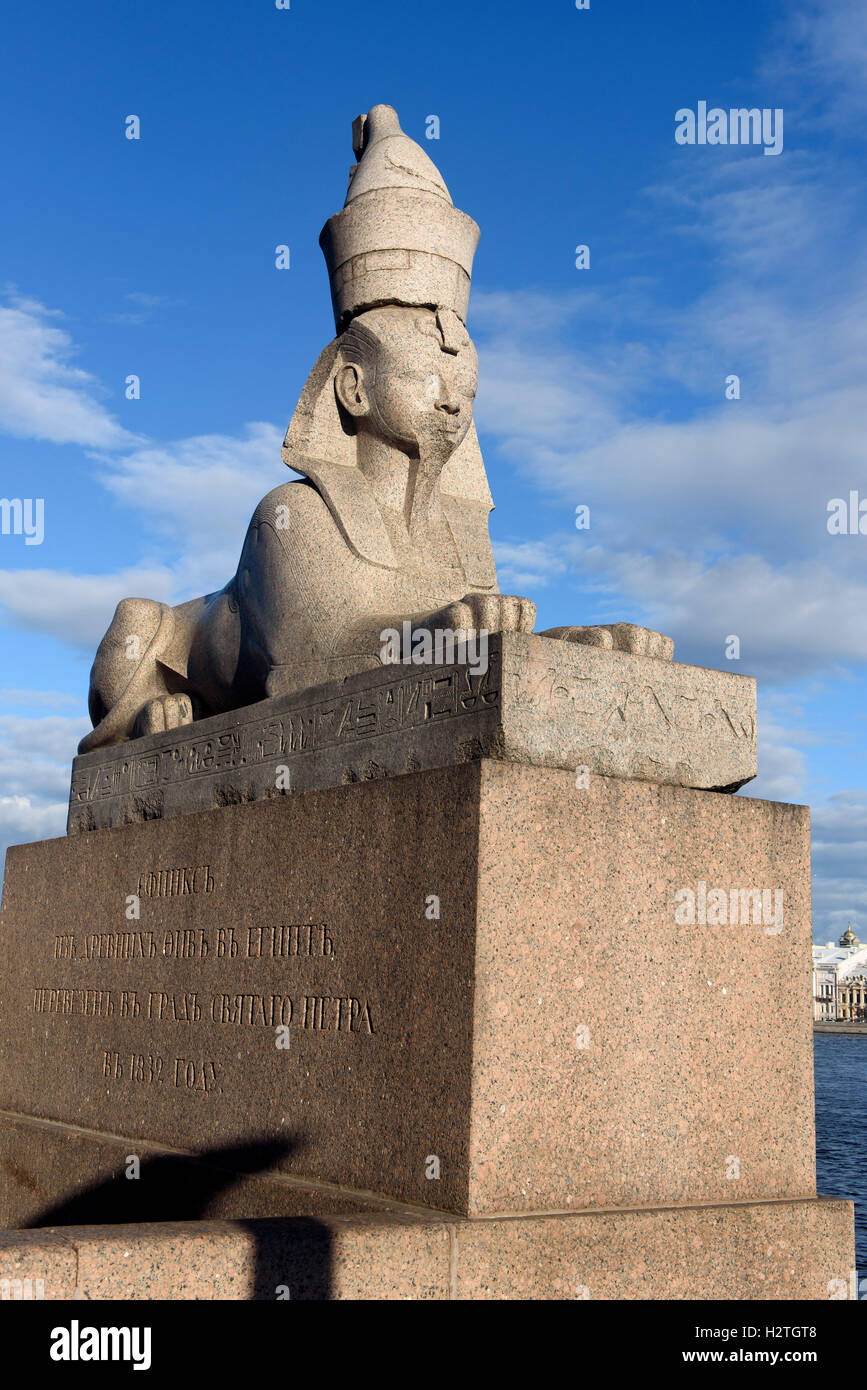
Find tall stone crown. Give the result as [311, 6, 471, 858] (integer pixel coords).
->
[319, 104, 480, 333]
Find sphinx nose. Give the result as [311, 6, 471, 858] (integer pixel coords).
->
[435, 388, 460, 414]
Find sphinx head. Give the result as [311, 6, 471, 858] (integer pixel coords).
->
[334, 305, 478, 464]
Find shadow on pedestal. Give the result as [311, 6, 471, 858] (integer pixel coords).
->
[22, 1136, 333, 1301]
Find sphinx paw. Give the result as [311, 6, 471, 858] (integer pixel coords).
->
[541, 623, 674, 660]
[135, 694, 194, 736]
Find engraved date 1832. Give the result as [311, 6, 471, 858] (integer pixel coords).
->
[101, 1050, 222, 1093]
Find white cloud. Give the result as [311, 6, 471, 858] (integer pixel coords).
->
[96, 422, 287, 599]
[485, 527, 867, 685]
[0, 292, 136, 448]
[590, 550, 867, 684]
[476, 290, 867, 574]
[476, 338, 636, 457]
[472, 52, 867, 689]
[100, 424, 284, 543]
[740, 706, 812, 805]
[0, 286, 289, 642]
[472, 288, 604, 337]
[811, 792, 867, 941]
[0, 688, 80, 707]
[0, 416, 290, 645]
[0, 706, 87, 880]
[103, 291, 180, 326]
[0, 566, 175, 651]
[736, 709, 867, 942]
[493, 538, 570, 591]
[0, 795, 67, 853]
[3, 288, 64, 318]
[768, 0, 867, 123]
[0, 712, 88, 771]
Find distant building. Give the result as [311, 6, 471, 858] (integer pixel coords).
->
[813, 962, 837, 1020]
[837, 975, 867, 1021]
[812, 925, 867, 1021]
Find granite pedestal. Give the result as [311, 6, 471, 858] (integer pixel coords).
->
[0, 749, 855, 1296]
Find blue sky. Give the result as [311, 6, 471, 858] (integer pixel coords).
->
[1, 0, 866, 942]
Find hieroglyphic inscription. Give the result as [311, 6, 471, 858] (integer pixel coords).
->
[70, 658, 501, 809]
[513, 665, 755, 743]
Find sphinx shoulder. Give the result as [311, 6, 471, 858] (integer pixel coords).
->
[238, 477, 352, 594]
[250, 476, 334, 535]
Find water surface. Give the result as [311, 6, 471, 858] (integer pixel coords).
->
[814, 1033, 867, 1279]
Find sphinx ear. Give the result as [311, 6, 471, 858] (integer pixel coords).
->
[335, 362, 370, 418]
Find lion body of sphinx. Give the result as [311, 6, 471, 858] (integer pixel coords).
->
[80, 473, 500, 754]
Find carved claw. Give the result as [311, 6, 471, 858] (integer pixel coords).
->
[135, 694, 195, 737]
[446, 593, 537, 635]
[541, 623, 674, 661]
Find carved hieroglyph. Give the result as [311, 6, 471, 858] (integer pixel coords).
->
[69, 635, 756, 833]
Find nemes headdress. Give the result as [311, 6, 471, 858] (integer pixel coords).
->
[319, 104, 480, 332]
[282, 105, 495, 587]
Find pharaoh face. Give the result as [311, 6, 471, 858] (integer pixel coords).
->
[335, 306, 478, 461]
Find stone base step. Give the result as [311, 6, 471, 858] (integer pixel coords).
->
[0, 1198, 854, 1300]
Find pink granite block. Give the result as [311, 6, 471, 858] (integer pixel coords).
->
[453, 1198, 856, 1301]
[467, 763, 816, 1214]
[0, 1227, 76, 1299]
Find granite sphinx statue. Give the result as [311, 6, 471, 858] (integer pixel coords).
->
[80, 104, 672, 754]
